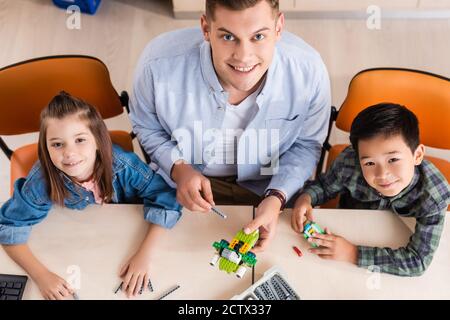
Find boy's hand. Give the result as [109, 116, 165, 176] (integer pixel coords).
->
[35, 269, 74, 300]
[119, 252, 152, 298]
[308, 228, 358, 264]
[291, 193, 314, 233]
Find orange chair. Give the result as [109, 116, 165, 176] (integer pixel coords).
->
[0, 55, 136, 195]
[317, 68, 450, 209]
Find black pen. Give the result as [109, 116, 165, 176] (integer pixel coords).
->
[139, 278, 154, 294]
[157, 284, 180, 300]
[211, 207, 227, 219]
[148, 279, 154, 292]
[114, 282, 123, 294]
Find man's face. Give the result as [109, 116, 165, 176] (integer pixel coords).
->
[201, 1, 284, 94]
[358, 134, 424, 197]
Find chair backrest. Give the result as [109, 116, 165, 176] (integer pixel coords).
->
[336, 68, 450, 149]
[0, 55, 135, 195]
[0, 55, 124, 136]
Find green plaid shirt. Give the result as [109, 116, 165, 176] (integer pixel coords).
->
[303, 146, 449, 277]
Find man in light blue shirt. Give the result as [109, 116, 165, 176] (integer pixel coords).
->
[130, 0, 331, 251]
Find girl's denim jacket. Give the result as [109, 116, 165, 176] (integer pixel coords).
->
[0, 145, 182, 244]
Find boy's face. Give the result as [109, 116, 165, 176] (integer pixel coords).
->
[201, 1, 284, 94]
[358, 134, 424, 197]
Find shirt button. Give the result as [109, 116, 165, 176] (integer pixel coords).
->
[85, 197, 89, 201]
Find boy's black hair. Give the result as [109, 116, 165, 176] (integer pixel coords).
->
[349, 103, 420, 154]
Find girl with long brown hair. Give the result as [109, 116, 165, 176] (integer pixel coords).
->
[0, 92, 182, 299]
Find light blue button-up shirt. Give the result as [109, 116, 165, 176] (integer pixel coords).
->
[130, 27, 331, 201]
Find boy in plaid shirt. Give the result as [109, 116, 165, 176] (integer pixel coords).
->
[291, 103, 449, 276]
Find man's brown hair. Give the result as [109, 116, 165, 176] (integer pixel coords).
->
[205, 0, 279, 20]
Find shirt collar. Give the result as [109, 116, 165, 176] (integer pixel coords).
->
[80, 179, 95, 191]
[200, 41, 224, 93]
[257, 46, 278, 101]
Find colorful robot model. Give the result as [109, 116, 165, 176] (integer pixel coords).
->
[210, 229, 259, 278]
[303, 220, 325, 248]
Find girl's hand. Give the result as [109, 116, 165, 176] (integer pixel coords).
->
[308, 228, 358, 264]
[119, 252, 152, 298]
[35, 270, 74, 300]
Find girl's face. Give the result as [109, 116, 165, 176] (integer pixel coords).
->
[46, 115, 98, 182]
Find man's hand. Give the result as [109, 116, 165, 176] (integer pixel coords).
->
[291, 193, 314, 233]
[171, 161, 214, 212]
[243, 196, 282, 252]
[308, 228, 358, 264]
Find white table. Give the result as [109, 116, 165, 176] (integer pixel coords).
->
[0, 204, 254, 300]
[2, 205, 448, 299]
[254, 209, 450, 299]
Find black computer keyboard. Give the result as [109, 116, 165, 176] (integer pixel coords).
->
[0, 274, 28, 300]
